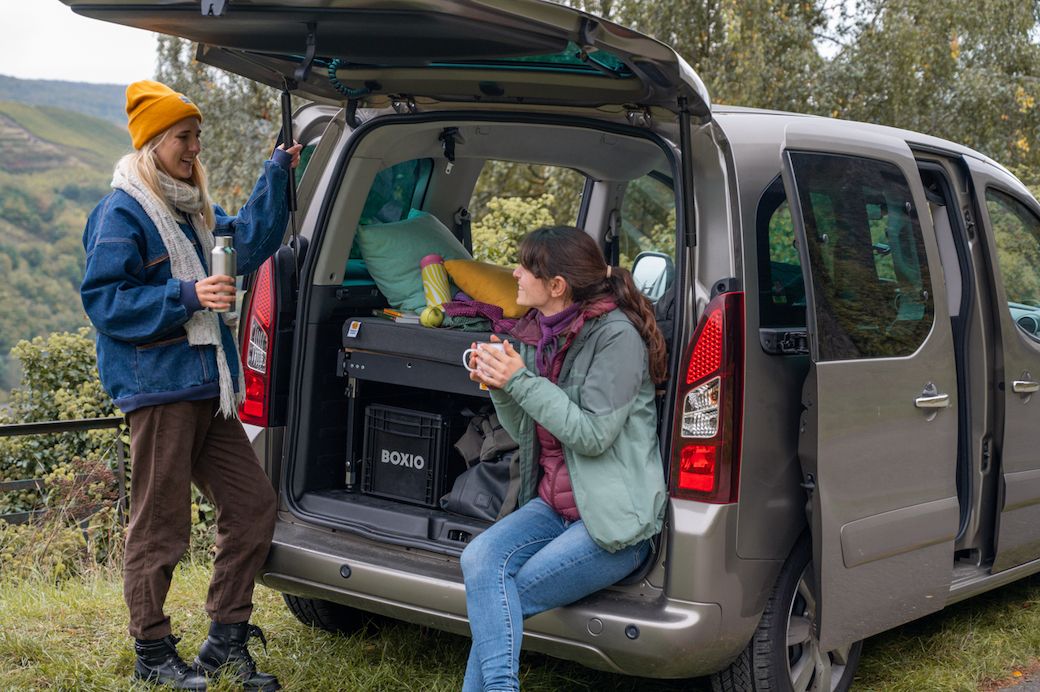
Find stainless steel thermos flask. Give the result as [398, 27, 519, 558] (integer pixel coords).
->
[210, 235, 236, 313]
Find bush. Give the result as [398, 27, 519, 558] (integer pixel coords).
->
[0, 328, 220, 576]
[0, 456, 123, 581]
[0, 328, 122, 518]
[471, 194, 557, 265]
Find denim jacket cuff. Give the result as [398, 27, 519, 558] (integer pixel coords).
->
[270, 148, 292, 170]
[179, 280, 203, 315]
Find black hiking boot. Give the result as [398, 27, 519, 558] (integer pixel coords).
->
[193, 621, 280, 691]
[133, 635, 208, 690]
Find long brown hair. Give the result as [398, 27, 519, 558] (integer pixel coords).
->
[518, 226, 668, 384]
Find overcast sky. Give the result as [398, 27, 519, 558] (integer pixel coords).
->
[1, 3, 158, 85]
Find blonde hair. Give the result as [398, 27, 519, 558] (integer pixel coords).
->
[115, 127, 215, 231]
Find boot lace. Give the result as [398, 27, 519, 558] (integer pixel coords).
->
[230, 624, 269, 669]
[159, 635, 195, 676]
[246, 624, 268, 653]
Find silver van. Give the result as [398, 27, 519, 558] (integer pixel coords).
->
[63, 1, 1040, 689]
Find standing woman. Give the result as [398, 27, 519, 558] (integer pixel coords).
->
[80, 80, 300, 691]
[461, 225, 669, 691]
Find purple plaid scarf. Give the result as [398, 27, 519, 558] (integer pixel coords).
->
[511, 298, 617, 378]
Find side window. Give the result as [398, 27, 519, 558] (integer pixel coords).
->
[789, 152, 934, 360]
[757, 177, 805, 329]
[359, 159, 433, 225]
[469, 161, 586, 264]
[618, 173, 676, 269]
[985, 188, 1040, 339]
[294, 142, 317, 186]
[349, 159, 433, 260]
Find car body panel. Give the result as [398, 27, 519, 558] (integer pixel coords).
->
[261, 501, 776, 678]
[780, 122, 959, 651]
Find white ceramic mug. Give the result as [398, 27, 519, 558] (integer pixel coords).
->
[462, 342, 505, 372]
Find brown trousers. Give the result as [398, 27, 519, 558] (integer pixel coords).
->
[124, 398, 276, 640]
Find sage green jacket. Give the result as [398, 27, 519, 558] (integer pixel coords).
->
[489, 309, 667, 552]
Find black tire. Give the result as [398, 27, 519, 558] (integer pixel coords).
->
[282, 593, 376, 634]
[710, 537, 863, 692]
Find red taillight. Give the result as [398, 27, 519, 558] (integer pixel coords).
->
[670, 291, 744, 503]
[238, 258, 276, 426]
[680, 445, 718, 493]
[686, 309, 723, 384]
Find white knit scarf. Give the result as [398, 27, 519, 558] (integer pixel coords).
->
[112, 160, 244, 418]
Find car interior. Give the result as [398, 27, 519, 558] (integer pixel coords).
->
[281, 117, 681, 554]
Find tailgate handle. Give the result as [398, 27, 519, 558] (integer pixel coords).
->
[1013, 380, 1040, 394]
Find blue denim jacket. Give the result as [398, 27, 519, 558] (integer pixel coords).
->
[81, 152, 291, 413]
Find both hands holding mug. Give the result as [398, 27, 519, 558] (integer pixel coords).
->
[465, 337, 523, 389]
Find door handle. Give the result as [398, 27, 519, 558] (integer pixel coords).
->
[1013, 380, 1040, 394]
[915, 393, 950, 409]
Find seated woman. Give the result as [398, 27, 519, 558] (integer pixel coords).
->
[460, 225, 668, 691]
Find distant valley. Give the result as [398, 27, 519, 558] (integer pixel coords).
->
[0, 75, 128, 388]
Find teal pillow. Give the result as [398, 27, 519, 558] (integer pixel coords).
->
[355, 213, 471, 311]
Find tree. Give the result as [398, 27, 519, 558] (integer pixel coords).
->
[823, 0, 1040, 191]
[472, 195, 559, 265]
[155, 36, 281, 212]
[470, 162, 586, 264]
[563, 0, 830, 111]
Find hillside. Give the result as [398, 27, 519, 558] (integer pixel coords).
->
[0, 101, 127, 388]
[0, 101, 128, 172]
[0, 75, 125, 126]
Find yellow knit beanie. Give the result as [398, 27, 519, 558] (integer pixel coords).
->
[125, 80, 203, 150]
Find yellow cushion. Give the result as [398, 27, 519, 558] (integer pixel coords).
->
[443, 259, 526, 318]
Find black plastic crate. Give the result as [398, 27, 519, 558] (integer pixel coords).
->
[361, 404, 452, 507]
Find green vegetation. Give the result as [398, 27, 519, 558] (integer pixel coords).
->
[572, 0, 1040, 197]
[0, 330, 120, 519]
[0, 100, 127, 169]
[0, 562, 696, 692]
[0, 102, 125, 390]
[2, 558, 1040, 690]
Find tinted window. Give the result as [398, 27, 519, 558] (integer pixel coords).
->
[359, 159, 433, 225]
[618, 173, 676, 269]
[985, 188, 1040, 339]
[789, 152, 934, 360]
[757, 177, 806, 328]
[294, 143, 316, 186]
[349, 159, 433, 260]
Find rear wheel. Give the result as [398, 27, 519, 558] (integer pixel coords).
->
[282, 593, 375, 634]
[710, 537, 862, 691]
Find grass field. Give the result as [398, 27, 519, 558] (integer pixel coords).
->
[2, 561, 1040, 691]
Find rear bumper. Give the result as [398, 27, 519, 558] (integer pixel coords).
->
[259, 504, 773, 679]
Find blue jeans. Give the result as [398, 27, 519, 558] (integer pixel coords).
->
[459, 497, 650, 692]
